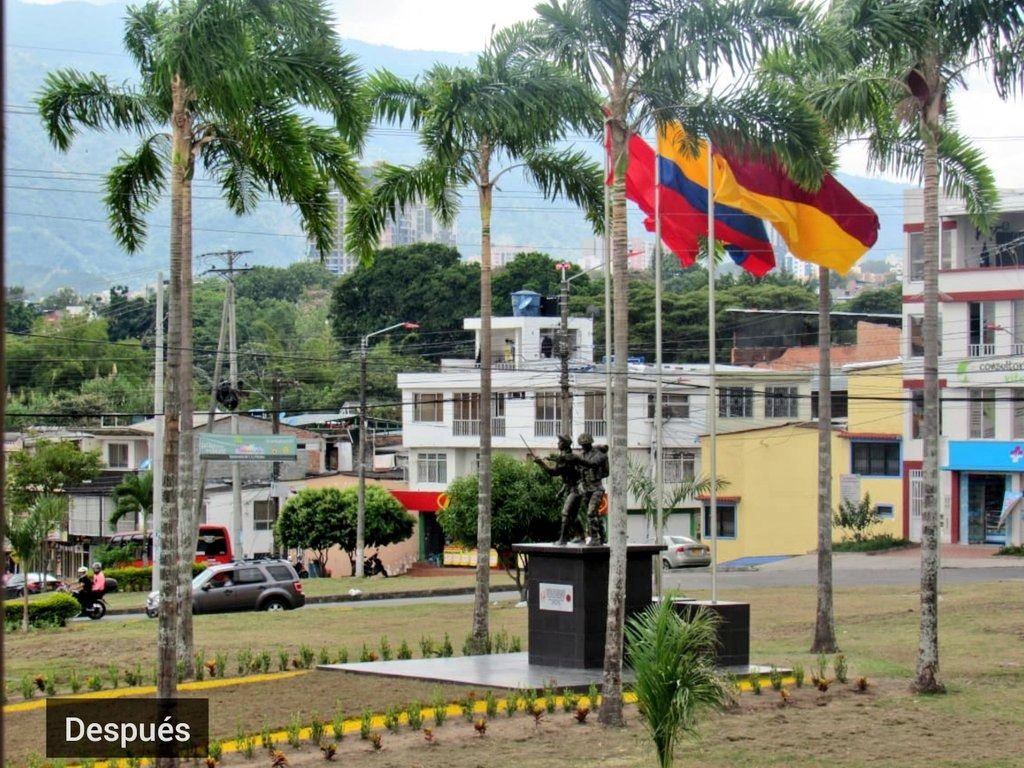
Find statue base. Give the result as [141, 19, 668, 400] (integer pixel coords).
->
[511, 542, 665, 669]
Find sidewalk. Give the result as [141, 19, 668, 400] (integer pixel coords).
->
[755, 545, 1023, 572]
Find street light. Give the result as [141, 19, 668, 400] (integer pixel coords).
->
[556, 261, 606, 437]
[356, 321, 419, 578]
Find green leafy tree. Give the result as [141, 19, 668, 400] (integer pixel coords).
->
[438, 454, 562, 600]
[104, 285, 155, 342]
[348, 24, 603, 652]
[276, 486, 414, 576]
[234, 263, 337, 304]
[833, 493, 882, 543]
[837, 285, 902, 316]
[5, 440, 102, 512]
[4, 286, 36, 334]
[799, 0, 1021, 694]
[37, 0, 367, 698]
[5, 495, 68, 632]
[536, 0, 829, 723]
[625, 601, 728, 768]
[491, 251, 590, 307]
[110, 472, 155, 560]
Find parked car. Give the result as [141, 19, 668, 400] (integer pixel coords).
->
[145, 559, 304, 617]
[3, 572, 65, 599]
[661, 535, 711, 568]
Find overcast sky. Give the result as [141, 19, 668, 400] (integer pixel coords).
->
[23, 0, 1024, 187]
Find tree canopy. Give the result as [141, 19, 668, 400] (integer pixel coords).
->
[5, 440, 102, 512]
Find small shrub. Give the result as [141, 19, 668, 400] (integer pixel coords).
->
[383, 704, 401, 732]
[257, 650, 272, 674]
[320, 742, 337, 761]
[544, 685, 556, 714]
[473, 717, 487, 736]
[768, 665, 783, 691]
[310, 714, 325, 745]
[492, 629, 509, 654]
[397, 639, 412, 660]
[194, 656, 204, 681]
[335, 648, 349, 664]
[523, 688, 538, 713]
[509, 635, 523, 652]
[815, 653, 829, 682]
[359, 709, 373, 740]
[587, 682, 599, 711]
[207, 739, 223, 762]
[214, 653, 227, 679]
[574, 703, 590, 723]
[407, 701, 423, 730]
[562, 688, 578, 712]
[240, 735, 255, 759]
[2, 592, 81, 628]
[278, 650, 290, 672]
[855, 676, 869, 692]
[44, 675, 57, 696]
[260, 721, 274, 751]
[834, 654, 849, 684]
[286, 713, 302, 749]
[461, 692, 477, 722]
[331, 701, 345, 741]
[432, 692, 447, 726]
[439, 633, 454, 657]
[505, 690, 518, 716]
[318, 647, 331, 665]
[175, 660, 187, 683]
[68, 670, 81, 694]
[419, 636, 434, 658]
[750, 675, 762, 695]
[299, 644, 315, 669]
[20, 675, 35, 700]
[997, 544, 1024, 557]
[236, 649, 253, 676]
[359, 644, 374, 663]
[792, 664, 805, 688]
[369, 733, 382, 751]
[485, 690, 498, 718]
[379, 636, 393, 661]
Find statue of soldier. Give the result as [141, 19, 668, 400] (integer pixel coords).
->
[530, 435, 584, 545]
[576, 433, 609, 545]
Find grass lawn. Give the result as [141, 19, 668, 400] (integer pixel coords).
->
[4, 579, 1024, 766]
[98, 570, 519, 610]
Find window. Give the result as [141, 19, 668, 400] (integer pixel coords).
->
[908, 315, 943, 358]
[851, 442, 900, 476]
[969, 389, 996, 438]
[811, 390, 849, 419]
[876, 504, 895, 519]
[764, 386, 799, 418]
[266, 565, 293, 581]
[453, 392, 480, 436]
[417, 452, 447, 484]
[1014, 300, 1024, 355]
[968, 302, 996, 356]
[908, 229, 952, 279]
[647, 393, 690, 419]
[718, 387, 753, 418]
[1014, 394, 1024, 439]
[234, 567, 266, 584]
[663, 451, 695, 483]
[534, 392, 561, 437]
[703, 503, 737, 539]
[253, 499, 277, 531]
[107, 443, 129, 468]
[413, 393, 443, 422]
[584, 392, 606, 437]
[911, 390, 943, 439]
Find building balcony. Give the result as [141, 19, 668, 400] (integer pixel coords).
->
[1013, 342, 1024, 356]
[584, 419, 607, 438]
[535, 419, 559, 437]
[452, 418, 506, 437]
[968, 343, 996, 357]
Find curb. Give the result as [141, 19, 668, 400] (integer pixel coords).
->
[102, 584, 522, 617]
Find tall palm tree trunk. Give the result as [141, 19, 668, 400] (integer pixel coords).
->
[177, 153, 196, 676]
[471, 147, 493, 651]
[914, 97, 944, 694]
[157, 75, 187, 713]
[811, 265, 838, 653]
[601, 106, 629, 726]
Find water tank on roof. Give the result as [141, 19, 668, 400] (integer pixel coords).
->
[511, 290, 541, 317]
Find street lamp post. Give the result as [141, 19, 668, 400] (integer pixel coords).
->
[357, 321, 419, 578]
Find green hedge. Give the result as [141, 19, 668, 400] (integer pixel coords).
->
[2, 592, 82, 628]
[106, 564, 207, 592]
[833, 535, 912, 552]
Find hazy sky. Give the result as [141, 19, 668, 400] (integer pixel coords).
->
[21, 0, 1024, 187]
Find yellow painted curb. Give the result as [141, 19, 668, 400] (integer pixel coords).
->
[2, 670, 308, 715]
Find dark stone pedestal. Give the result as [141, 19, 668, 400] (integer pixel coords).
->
[669, 599, 750, 667]
[512, 543, 665, 669]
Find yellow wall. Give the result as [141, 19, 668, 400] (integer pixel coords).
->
[700, 364, 906, 562]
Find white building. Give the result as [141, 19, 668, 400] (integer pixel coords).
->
[901, 188, 1024, 546]
[397, 312, 814, 544]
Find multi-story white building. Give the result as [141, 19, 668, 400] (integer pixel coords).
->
[305, 185, 457, 276]
[397, 311, 814, 544]
[901, 189, 1024, 546]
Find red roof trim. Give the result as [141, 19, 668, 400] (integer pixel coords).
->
[903, 221, 956, 233]
[903, 379, 948, 389]
[696, 495, 741, 503]
[904, 289, 1024, 303]
[839, 431, 901, 441]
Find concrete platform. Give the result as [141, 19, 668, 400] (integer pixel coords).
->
[319, 653, 780, 691]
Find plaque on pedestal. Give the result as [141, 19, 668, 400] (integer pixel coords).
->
[669, 599, 750, 667]
[512, 543, 665, 669]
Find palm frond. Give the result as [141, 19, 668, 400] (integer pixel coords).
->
[521, 147, 605, 234]
[104, 135, 168, 252]
[36, 70, 153, 151]
[364, 69, 429, 127]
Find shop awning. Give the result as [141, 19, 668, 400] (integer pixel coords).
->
[945, 441, 1024, 472]
[389, 489, 449, 512]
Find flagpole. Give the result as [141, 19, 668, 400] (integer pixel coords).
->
[707, 138, 718, 604]
[654, 134, 664, 598]
[603, 119, 613, 442]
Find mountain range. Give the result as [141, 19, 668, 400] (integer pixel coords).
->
[4, 0, 910, 296]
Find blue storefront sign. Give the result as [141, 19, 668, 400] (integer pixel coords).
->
[946, 441, 1024, 472]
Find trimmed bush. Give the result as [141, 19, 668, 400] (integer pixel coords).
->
[2, 592, 81, 628]
[105, 564, 206, 592]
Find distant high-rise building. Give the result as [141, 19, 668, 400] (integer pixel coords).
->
[304, 180, 458, 276]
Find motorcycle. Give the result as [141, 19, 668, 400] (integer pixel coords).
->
[363, 553, 388, 577]
[58, 585, 107, 620]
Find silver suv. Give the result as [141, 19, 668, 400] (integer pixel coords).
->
[146, 559, 305, 617]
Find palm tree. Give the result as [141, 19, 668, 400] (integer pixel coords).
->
[813, 265, 837, 653]
[5, 496, 67, 632]
[110, 471, 154, 562]
[805, 0, 1022, 694]
[37, 0, 366, 702]
[536, 0, 829, 724]
[346, 23, 603, 653]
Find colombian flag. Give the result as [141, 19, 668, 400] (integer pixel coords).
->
[607, 131, 775, 277]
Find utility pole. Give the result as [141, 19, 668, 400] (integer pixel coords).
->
[151, 273, 164, 590]
[557, 262, 573, 437]
[204, 250, 252, 559]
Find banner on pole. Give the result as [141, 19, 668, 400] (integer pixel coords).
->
[198, 434, 297, 461]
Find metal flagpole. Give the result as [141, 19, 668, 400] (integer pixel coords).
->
[603, 119, 613, 437]
[654, 137, 665, 597]
[707, 138, 718, 604]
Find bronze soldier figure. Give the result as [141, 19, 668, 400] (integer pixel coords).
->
[530, 435, 585, 545]
[576, 433, 609, 545]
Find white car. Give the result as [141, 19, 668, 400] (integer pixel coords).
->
[661, 535, 711, 568]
